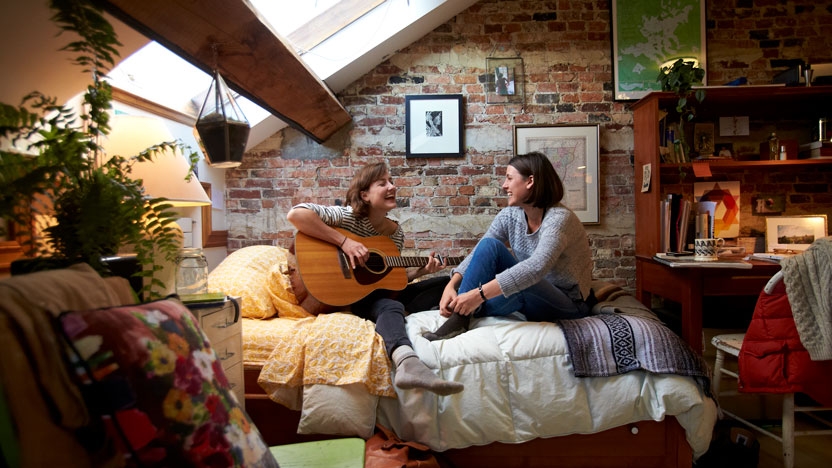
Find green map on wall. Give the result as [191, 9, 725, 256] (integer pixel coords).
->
[613, 0, 704, 100]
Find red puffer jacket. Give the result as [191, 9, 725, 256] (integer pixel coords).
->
[738, 271, 832, 406]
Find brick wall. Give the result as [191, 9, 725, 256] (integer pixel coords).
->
[225, 0, 832, 290]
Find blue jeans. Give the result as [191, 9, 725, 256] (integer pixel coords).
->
[459, 237, 589, 321]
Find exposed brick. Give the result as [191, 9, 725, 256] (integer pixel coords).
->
[222, 0, 832, 288]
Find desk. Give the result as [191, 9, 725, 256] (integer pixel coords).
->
[636, 256, 781, 354]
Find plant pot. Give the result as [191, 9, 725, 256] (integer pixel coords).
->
[195, 70, 251, 169]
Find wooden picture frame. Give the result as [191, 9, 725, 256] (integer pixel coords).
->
[513, 124, 601, 224]
[611, 0, 707, 101]
[405, 94, 464, 158]
[485, 57, 524, 105]
[765, 215, 827, 253]
[201, 182, 228, 248]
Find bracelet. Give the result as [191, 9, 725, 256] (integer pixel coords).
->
[339, 236, 348, 247]
[478, 283, 487, 302]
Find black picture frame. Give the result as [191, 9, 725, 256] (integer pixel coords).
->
[405, 94, 464, 158]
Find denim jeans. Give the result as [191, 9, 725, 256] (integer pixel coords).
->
[459, 237, 588, 321]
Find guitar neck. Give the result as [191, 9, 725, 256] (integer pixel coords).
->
[384, 255, 464, 269]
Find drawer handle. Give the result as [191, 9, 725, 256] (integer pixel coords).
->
[218, 351, 235, 361]
[212, 322, 235, 329]
[629, 425, 639, 435]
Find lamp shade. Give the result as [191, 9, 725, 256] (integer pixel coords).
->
[103, 115, 212, 206]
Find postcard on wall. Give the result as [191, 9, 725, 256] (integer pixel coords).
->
[694, 181, 740, 238]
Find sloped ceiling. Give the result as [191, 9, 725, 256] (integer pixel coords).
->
[1, 0, 479, 144]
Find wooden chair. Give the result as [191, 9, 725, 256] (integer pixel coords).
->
[711, 272, 832, 468]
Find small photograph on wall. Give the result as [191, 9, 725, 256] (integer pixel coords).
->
[694, 181, 740, 238]
[751, 194, 785, 216]
[486, 57, 524, 105]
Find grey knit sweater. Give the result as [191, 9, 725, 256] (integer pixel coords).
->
[452, 205, 593, 301]
[782, 236, 832, 361]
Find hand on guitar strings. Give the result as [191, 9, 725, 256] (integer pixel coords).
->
[340, 236, 369, 269]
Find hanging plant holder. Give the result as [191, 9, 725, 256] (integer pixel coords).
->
[195, 70, 251, 168]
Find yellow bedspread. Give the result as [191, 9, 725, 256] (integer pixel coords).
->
[251, 313, 396, 404]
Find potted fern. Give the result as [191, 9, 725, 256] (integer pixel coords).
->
[0, 0, 198, 299]
[657, 58, 706, 179]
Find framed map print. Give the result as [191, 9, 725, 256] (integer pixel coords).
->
[514, 124, 600, 224]
[612, 0, 707, 101]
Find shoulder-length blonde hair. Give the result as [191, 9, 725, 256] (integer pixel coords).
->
[346, 162, 389, 218]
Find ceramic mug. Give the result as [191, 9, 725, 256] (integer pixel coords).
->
[694, 238, 725, 262]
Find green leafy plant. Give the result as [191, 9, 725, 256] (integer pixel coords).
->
[657, 58, 706, 180]
[0, 0, 198, 299]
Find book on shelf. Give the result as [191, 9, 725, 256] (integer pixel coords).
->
[660, 194, 691, 254]
[798, 141, 832, 159]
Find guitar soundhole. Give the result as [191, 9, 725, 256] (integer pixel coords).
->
[363, 251, 387, 274]
[351, 250, 390, 286]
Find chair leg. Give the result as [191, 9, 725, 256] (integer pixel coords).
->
[713, 349, 725, 395]
[782, 393, 795, 468]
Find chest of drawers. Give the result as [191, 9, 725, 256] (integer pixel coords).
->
[185, 297, 244, 409]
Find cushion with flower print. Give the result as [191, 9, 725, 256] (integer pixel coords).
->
[58, 298, 279, 467]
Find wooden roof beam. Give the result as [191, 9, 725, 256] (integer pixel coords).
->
[100, 0, 351, 143]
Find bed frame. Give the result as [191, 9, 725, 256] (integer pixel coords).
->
[244, 366, 693, 468]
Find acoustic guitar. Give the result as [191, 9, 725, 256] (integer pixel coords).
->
[294, 228, 464, 306]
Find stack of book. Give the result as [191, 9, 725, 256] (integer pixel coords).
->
[660, 193, 691, 253]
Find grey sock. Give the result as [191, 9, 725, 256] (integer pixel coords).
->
[423, 313, 470, 341]
[391, 346, 464, 396]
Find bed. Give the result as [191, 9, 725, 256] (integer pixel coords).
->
[209, 246, 718, 467]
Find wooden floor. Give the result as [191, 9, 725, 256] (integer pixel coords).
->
[703, 328, 832, 468]
[756, 417, 832, 467]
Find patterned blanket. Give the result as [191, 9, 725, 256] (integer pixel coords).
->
[559, 282, 712, 396]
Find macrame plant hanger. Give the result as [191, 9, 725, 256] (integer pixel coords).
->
[195, 44, 251, 168]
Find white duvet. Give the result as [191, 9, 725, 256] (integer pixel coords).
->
[374, 310, 717, 458]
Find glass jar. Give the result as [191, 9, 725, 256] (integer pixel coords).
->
[176, 248, 208, 296]
[767, 132, 779, 160]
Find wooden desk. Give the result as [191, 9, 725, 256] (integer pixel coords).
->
[635, 255, 781, 354]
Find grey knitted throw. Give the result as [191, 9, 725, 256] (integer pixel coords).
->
[782, 236, 832, 361]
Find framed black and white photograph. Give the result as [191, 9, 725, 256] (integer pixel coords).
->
[765, 215, 827, 253]
[485, 57, 524, 105]
[513, 124, 601, 224]
[611, 0, 707, 101]
[405, 94, 464, 158]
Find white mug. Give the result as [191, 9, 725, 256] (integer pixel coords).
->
[694, 238, 725, 262]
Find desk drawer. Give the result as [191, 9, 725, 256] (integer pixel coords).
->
[200, 303, 240, 343]
[212, 326, 242, 368]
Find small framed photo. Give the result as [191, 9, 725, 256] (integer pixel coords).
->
[715, 143, 734, 159]
[485, 57, 524, 105]
[765, 215, 828, 252]
[514, 124, 600, 224]
[405, 94, 464, 158]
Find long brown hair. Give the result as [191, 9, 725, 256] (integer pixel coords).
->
[508, 152, 564, 209]
[346, 162, 388, 218]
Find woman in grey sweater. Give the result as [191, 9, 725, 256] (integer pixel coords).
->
[425, 151, 594, 340]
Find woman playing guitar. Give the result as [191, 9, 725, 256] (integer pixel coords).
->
[287, 162, 463, 395]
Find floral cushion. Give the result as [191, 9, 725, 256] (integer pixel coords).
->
[58, 299, 279, 467]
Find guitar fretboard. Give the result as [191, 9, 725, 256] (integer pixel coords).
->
[384, 256, 464, 268]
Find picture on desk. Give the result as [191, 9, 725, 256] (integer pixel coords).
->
[765, 215, 828, 253]
[694, 181, 740, 238]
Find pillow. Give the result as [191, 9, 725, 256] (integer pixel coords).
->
[297, 384, 378, 439]
[58, 299, 279, 468]
[269, 260, 313, 319]
[209, 245, 304, 319]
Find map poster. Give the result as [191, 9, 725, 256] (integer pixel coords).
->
[612, 0, 706, 101]
[513, 124, 600, 224]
